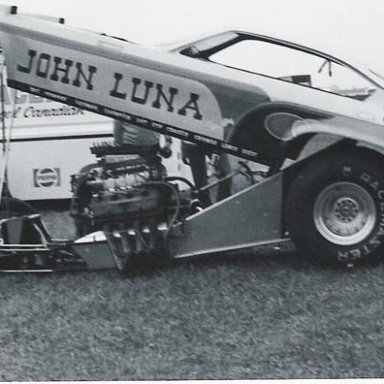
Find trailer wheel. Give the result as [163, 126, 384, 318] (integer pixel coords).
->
[0, 198, 39, 268]
[0, 197, 40, 244]
[0, 197, 36, 219]
[0, 198, 39, 244]
[285, 150, 384, 263]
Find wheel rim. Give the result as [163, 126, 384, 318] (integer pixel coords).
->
[313, 182, 376, 246]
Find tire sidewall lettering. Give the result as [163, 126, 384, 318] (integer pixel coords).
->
[335, 165, 384, 261]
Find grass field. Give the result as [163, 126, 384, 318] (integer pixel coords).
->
[0, 202, 383, 380]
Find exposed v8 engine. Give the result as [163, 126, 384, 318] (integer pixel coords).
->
[70, 143, 191, 275]
[71, 145, 193, 273]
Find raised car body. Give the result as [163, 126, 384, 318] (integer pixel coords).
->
[0, 7, 384, 166]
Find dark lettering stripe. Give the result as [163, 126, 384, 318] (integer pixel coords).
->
[6, 79, 259, 161]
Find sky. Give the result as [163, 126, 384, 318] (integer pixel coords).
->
[0, 0, 384, 70]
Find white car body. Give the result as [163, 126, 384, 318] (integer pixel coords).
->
[0, 6, 383, 166]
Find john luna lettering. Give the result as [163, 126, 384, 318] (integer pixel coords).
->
[17, 49, 205, 121]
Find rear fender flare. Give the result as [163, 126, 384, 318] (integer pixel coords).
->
[227, 101, 332, 165]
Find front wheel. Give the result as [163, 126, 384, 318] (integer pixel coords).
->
[285, 150, 384, 263]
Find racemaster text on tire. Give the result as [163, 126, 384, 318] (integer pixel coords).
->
[285, 148, 384, 263]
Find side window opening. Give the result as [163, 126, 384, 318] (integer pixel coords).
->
[209, 39, 376, 100]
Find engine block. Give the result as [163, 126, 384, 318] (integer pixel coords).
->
[71, 155, 170, 223]
[70, 153, 186, 275]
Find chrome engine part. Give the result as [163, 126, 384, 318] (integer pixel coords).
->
[70, 145, 193, 275]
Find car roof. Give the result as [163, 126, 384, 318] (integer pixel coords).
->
[162, 27, 382, 85]
[169, 27, 356, 62]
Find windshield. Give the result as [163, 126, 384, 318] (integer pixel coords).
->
[368, 68, 384, 83]
[161, 31, 238, 53]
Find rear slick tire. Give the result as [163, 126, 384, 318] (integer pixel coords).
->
[285, 150, 384, 264]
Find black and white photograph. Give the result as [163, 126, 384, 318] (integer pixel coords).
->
[0, 0, 383, 380]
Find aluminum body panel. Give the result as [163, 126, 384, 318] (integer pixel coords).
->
[170, 172, 284, 258]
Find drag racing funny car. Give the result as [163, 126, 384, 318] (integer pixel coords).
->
[0, 4, 383, 274]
